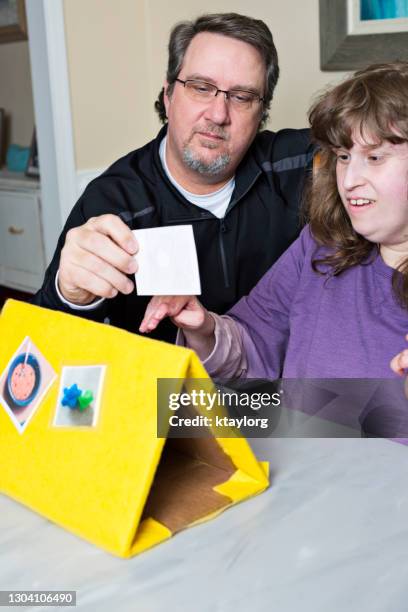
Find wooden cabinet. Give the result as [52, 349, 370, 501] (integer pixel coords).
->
[0, 173, 46, 293]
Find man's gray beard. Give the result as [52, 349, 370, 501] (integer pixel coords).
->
[182, 146, 231, 176]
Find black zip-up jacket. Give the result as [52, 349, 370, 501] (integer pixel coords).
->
[33, 126, 313, 343]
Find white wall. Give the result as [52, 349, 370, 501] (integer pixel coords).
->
[63, 0, 152, 170]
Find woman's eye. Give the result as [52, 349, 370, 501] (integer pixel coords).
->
[336, 153, 349, 162]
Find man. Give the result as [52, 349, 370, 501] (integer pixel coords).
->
[33, 12, 313, 343]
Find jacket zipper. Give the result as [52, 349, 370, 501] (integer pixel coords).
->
[165, 214, 231, 289]
[219, 218, 230, 288]
[164, 173, 261, 291]
[216, 171, 262, 289]
[226, 170, 261, 214]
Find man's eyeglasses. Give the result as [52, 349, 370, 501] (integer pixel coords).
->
[175, 79, 264, 111]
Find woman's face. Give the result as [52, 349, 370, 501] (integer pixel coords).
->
[335, 130, 408, 257]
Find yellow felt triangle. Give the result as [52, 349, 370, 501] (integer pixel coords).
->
[0, 300, 268, 557]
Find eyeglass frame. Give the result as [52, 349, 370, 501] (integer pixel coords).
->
[174, 78, 265, 107]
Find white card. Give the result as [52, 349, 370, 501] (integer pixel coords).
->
[133, 225, 201, 296]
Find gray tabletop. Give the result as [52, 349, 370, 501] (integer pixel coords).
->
[1, 438, 408, 612]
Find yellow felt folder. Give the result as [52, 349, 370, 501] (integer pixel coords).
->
[0, 300, 268, 558]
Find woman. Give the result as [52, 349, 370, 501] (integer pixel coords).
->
[140, 62, 408, 384]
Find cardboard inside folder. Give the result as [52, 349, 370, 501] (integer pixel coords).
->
[141, 437, 236, 532]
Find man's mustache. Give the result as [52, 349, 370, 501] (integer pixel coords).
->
[192, 124, 229, 141]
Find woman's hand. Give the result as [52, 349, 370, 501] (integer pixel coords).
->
[139, 296, 216, 360]
[139, 295, 207, 333]
[390, 334, 408, 376]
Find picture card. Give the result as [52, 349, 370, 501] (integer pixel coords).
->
[0, 336, 57, 434]
[53, 365, 106, 428]
[133, 225, 201, 296]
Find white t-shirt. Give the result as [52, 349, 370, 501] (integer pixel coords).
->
[159, 136, 234, 219]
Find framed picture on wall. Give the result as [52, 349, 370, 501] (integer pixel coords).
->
[319, 0, 408, 70]
[0, 0, 27, 44]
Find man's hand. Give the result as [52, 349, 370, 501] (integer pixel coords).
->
[58, 215, 139, 305]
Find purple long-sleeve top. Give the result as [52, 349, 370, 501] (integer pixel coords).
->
[201, 226, 407, 380]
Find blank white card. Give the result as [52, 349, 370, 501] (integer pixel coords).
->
[133, 225, 201, 296]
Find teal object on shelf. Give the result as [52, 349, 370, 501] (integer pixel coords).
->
[6, 144, 30, 172]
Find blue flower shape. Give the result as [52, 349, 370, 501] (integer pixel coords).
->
[62, 384, 82, 409]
